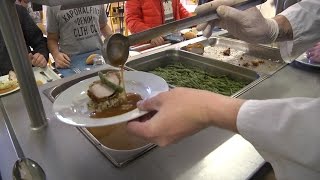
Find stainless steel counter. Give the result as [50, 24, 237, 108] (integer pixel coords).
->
[1, 43, 320, 180]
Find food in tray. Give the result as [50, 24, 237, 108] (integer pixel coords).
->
[86, 54, 98, 65]
[183, 42, 204, 55]
[0, 71, 19, 94]
[251, 60, 260, 67]
[202, 46, 283, 74]
[183, 31, 197, 40]
[241, 60, 265, 67]
[242, 62, 250, 67]
[87, 70, 142, 118]
[36, 80, 44, 86]
[223, 48, 231, 56]
[149, 63, 248, 96]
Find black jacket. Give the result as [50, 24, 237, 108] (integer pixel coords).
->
[0, 4, 49, 75]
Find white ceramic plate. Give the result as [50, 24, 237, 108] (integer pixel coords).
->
[295, 52, 320, 68]
[53, 71, 169, 127]
[129, 51, 141, 57]
[0, 75, 20, 96]
[180, 28, 203, 36]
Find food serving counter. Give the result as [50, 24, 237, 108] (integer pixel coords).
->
[1, 35, 320, 180]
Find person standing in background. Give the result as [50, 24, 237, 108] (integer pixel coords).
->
[125, 0, 192, 46]
[46, 5, 113, 68]
[0, 4, 48, 75]
[16, 0, 41, 23]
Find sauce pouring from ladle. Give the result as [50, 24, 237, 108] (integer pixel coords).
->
[102, 34, 130, 102]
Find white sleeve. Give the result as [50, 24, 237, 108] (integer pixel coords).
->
[237, 98, 320, 171]
[277, 0, 320, 62]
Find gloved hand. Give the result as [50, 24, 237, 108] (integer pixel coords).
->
[196, 4, 279, 44]
[195, 0, 237, 37]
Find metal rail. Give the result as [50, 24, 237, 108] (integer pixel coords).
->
[128, 0, 265, 45]
[0, 0, 47, 130]
[31, 0, 120, 9]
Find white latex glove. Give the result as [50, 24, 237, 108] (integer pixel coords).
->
[217, 6, 279, 44]
[196, 5, 279, 44]
[195, 0, 238, 37]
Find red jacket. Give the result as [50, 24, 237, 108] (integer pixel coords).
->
[125, 0, 192, 34]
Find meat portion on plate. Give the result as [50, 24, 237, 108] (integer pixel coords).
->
[87, 71, 126, 112]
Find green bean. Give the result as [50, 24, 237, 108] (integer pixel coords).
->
[98, 72, 124, 93]
[149, 63, 248, 96]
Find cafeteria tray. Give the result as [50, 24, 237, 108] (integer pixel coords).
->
[181, 37, 286, 75]
[33, 67, 61, 85]
[125, 49, 267, 98]
[43, 69, 156, 167]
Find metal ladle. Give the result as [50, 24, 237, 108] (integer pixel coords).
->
[0, 100, 46, 180]
[13, 158, 46, 180]
[10, 126, 46, 180]
[102, 0, 265, 67]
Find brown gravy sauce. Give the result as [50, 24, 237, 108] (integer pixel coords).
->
[90, 93, 142, 118]
[87, 122, 149, 150]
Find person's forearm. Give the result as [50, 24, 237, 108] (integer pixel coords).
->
[100, 24, 113, 38]
[204, 93, 245, 133]
[35, 47, 49, 61]
[47, 38, 60, 58]
[273, 15, 293, 42]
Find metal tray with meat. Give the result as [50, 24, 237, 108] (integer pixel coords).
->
[180, 37, 286, 75]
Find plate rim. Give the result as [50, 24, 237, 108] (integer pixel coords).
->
[0, 75, 20, 97]
[294, 53, 320, 68]
[295, 59, 320, 68]
[53, 71, 168, 127]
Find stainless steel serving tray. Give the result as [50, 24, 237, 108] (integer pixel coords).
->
[125, 49, 267, 98]
[218, 33, 240, 40]
[181, 37, 286, 75]
[43, 69, 156, 168]
[219, 32, 280, 48]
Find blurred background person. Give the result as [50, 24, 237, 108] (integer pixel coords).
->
[46, 5, 113, 68]
[0, 4, 48, 76]
[16, 0, 42, 24]
[125, 0, 192, 46]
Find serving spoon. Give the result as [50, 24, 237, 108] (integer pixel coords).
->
[13, 158, 46, 180]
[102, 0, 265, 67]
[0, 100, 46, 179]
[10, 122, 46, 180]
